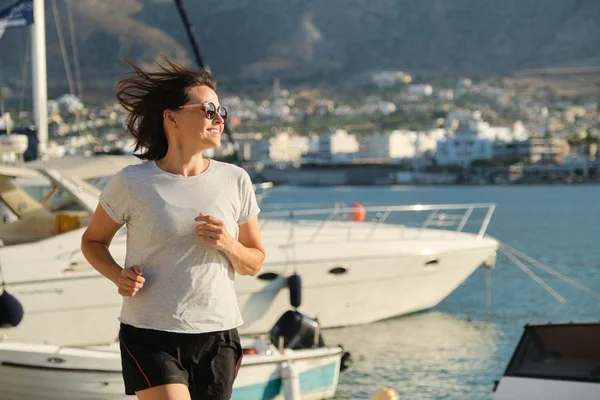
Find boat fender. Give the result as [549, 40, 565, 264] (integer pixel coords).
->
[483, 251, 497, 269]
[288, 274, 302, 308]
[0, 290, 24, 327]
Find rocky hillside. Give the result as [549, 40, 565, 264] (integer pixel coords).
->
[1, 0, 599, 99]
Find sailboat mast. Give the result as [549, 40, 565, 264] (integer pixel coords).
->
[31, 0, 47, 157]
[173, 0, 241, 166]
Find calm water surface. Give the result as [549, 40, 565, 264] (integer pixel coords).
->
[262, 184, 600, 400]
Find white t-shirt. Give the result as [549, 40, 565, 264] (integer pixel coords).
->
[99, 159, 260, 333]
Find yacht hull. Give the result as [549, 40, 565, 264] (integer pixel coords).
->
[1, 222, 497, 345]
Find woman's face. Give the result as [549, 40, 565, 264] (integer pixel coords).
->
[166, 85, 225, 150]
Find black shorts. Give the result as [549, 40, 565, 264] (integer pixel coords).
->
[118, 323, 243, 400]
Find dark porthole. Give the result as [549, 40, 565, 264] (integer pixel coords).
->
[257, 272, 279, 280]
[328, 266, 348, 275]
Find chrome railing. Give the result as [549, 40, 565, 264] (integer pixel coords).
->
[259, 203, 496, 241]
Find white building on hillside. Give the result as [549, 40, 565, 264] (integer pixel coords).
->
[268, 132, 310, 162]
[407, 84, 433, 96]
[436, 112, 493, 167]
[308, 129, 359, 161]
[436, 112, 531, 167]
[360, 129, 444, 160]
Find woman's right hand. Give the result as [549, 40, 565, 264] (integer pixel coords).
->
[117, 265, 145, 297]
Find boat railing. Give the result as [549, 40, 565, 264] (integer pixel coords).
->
[253, 182, 274, 205]
[259, 203, 496, 241]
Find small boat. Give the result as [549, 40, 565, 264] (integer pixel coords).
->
[492, 322, 600, 400]
[0, 310, 351, 400]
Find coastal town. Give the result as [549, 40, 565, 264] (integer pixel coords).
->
[2, 70, 599, 185]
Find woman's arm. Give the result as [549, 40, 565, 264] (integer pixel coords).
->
[81, 205, 145, 296]
[195, 213, 265, 276]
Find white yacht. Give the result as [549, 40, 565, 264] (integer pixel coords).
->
[0, 160, 498, 345]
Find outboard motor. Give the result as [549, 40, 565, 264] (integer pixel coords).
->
[269, 310, 325, 350]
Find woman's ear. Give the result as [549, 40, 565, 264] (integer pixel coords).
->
[164, 110, 177, 126]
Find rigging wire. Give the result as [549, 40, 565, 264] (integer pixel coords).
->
[50, 0, 75, 95]
[17, 30, 31, 117]
[501, 243, 600, 301]
[65, 0, 83, 99]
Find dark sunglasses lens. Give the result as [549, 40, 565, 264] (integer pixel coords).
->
[219, 107, 228, 120]
[204, 103, 216, 119]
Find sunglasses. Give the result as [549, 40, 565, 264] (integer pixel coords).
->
[181, 102, 228, 121]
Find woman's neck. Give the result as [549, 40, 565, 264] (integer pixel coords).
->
[156, 146, 210, 177]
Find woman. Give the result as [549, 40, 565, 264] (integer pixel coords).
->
[81, 57, 265, 400]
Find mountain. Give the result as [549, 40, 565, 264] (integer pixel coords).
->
[1, 0, 599, 102]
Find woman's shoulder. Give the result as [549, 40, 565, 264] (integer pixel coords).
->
[210, 159, 249, 179]
[116, 161, 154, 182]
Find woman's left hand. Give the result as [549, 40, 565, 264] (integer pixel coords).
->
[194, 213, 234, 252]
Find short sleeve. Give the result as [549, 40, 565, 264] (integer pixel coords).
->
[237, 170, 261, 225]
[99, 169, 130, 224]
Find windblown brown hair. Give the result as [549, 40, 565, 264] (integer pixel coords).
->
[116, 56, 216, 160]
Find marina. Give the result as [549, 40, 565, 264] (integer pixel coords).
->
[0, 158, 498, 344]
[0, 1, 599, 399]
[1, 179, 599, 398]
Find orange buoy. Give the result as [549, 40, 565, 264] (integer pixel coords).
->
[350, 202, 366, 222]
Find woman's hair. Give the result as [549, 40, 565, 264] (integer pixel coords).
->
[116, 56, 216, 160]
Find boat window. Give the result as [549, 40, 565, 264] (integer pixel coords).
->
[504, 324, 600, 383]
[0, 199, 18, 224]
[21, 184, 85, 212]
[47, 189, 86, 211]
[20, 184, 47, 202]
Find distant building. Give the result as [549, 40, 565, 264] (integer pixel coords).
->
[494, 138, 569, 164]
[370, 71, 412, 87]
[333, 105, 353, 117]
[306, 129, 359, 162]
[436, 136, 494, 167]
[436, 112, 497, 167]
[268, 132, 310, 162]
[407, 84, 433, 96]
[436, 89, 454, 101]
[563, 106, 586, 124]
[360, 129, 443, 160]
